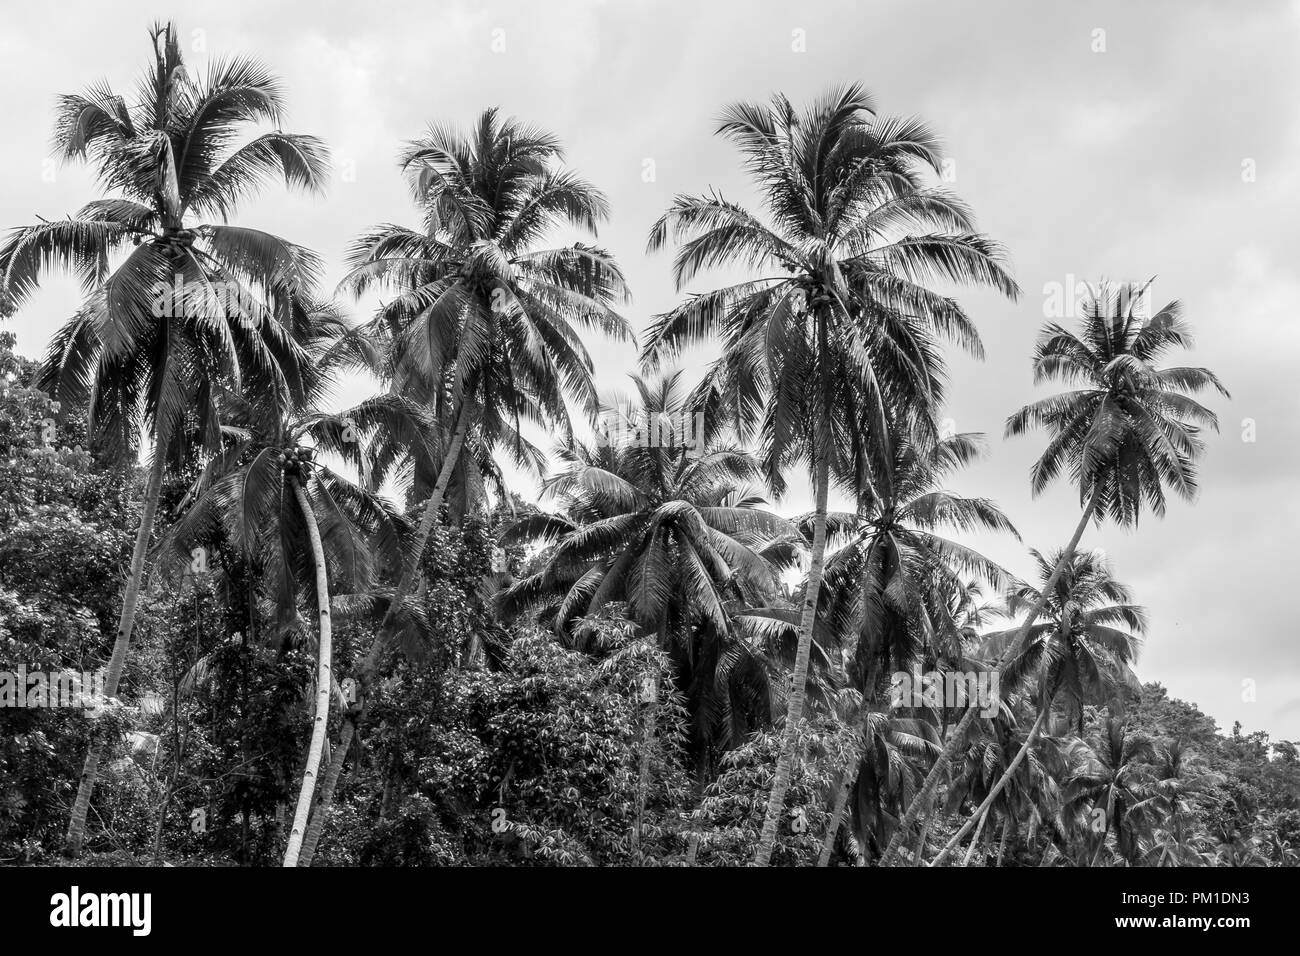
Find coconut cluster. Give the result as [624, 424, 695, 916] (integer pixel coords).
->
[278, 445, 315, 477]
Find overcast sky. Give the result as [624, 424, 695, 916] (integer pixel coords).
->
[2, 0, 1298, 742]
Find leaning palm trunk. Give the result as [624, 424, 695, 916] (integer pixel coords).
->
[754, 442, 830, 866]
[292, 406, 471, 862]
[283, 474, 333, 867]
[66, 447, 168, 856]
[298, 719, 354, 867]
[879, 487, 1102, 866]
[933, 707, 1049, 868]
[817, 770, 852, 867]
[376, 403, 470, 638]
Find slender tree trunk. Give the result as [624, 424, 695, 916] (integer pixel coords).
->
[283, 474, 332, 867]
[934, 707, 1049, 868]
[996, 816, 1013, 867]
[66, 447, 167, 856]
[817, 770, 852, 867]
[961, 803, 992, 866]
[376, 403, 470, 639]
[912, 793, 936, 866]
[754, 436, 830, 866]
[293, 406, 471, 861]
[632, 670, 659, 864]
[879, 486, 1101, 866]
[298, 719, 354, 867]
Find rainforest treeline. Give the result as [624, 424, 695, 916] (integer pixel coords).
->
[0, 22, 1295, 867]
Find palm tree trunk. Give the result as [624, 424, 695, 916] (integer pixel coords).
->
[66, 446, 167, 856]
[996, 816, 1013, 867]
[934, 707, 1049, 867]
[817, 770, 852, 867]
[754, 439, 830, 866]
[283, 474, 332, 867]
[912, 793, 936, 866]
[377, 402, 470, 638]
[962, 803, 992, 866]
[292, 405, 471, 861]
[632, 670, 659, 864]
[879, 486, 1101, 866]
[298, 719, 354, 867]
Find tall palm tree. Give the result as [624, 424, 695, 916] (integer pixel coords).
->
[930, 549, 1144, 865]
[643, 85, 1018, 864]
[340, 109, 632, 652]
[883, 284, 1227, 865]
[499, 371, 793, 769]
[161, 336, 416, 866]
[0, 22, 329, 855]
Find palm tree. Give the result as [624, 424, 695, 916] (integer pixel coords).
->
[642, 85, 1018, 864]
[0, 22, 329, 855]
[945, 705, 1060, 867]
[801, 427, 1017, 861]
[817, 429, 1019, 699]
[1062, 716, 1157, 866]
[340, 109, 632, 653]
[499, 371, 793, 772]
[166, 395, 413, 866]
[883, 283, 1227, 865]
[930, 549, 1144, 866]
[160, 300, 417, 867]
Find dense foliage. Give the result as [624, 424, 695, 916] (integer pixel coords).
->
[0, 24, 1287, 867]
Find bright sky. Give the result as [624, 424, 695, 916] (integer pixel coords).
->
[2, 0, 1298, 741]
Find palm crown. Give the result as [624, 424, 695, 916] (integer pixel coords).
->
[985, 548, 1146, 717]
[499, 372, 792, 641]
[342, 108, 633, 505]
[1006, 284, 1230, 524]
[1, 22, 329, 457]
[817, 429, 1020, 694]
[643, 83, 1019, 489]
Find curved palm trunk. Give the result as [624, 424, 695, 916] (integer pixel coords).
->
[816, 770, 852, 867]
[283, 474, 332, 867]
[879, 486, 1101, 866]
[298, 718, 354, 867]
[66, 447, 167, 856]
[294, 411, 468, 863]
[754, 443, 830, 866]
[934, 707, 1048, 867]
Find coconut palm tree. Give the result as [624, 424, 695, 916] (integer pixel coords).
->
[499, 371, 794, 772]
[816, 429, 1019, 699]
[0, 22, 329, 855]
[883, 284, 1228, 865]
[930, 549, 1144, 865]
[340, 109, 632, 650]
[1062, 716, 1158, 866]
[798, 427, 1017, 862]
[642, 84, 1019, 864]
[159, 298, 421, 867]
